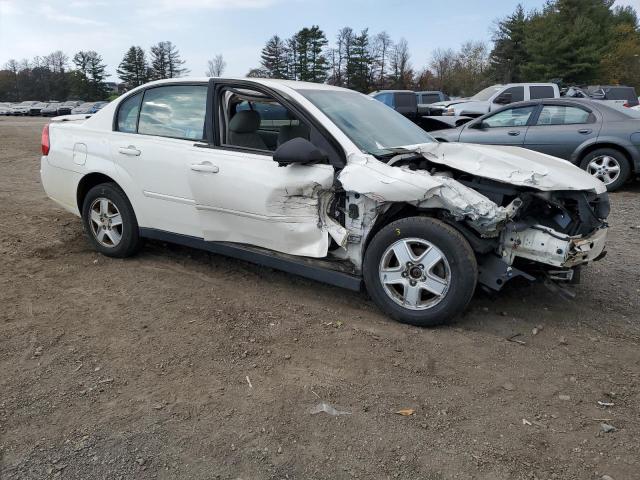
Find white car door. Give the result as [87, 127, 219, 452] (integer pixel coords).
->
[110, 84, 208, 236]
[187, 147, 335, 257]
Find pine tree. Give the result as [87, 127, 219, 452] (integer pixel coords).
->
[260, 35, 289, 78]
[489, 4, 528, 83]
[72, 50, 108, 99]
[150, 41, 188, 79]
[346, 29, 371, 92]
[117, 46, 149, 89]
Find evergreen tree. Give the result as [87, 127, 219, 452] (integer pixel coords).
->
[489, 4, 528, 82]
[346, 29, 372, 92]
[260, 35, 289, 78]
[72, 50, 108, 99]
[117, 46, 149, 89]
[150, 41, 188, 79]
[288, 26, 329, 83]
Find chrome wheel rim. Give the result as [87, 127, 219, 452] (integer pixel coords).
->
[379, 238, 451, 311]
[89, 198, 123, 248]
[587, 155, 621, 185]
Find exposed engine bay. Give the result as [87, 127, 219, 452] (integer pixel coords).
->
[324, 146, 609, 291]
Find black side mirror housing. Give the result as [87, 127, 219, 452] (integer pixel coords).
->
[273, 138, 328, 167]
[494, 92, 513, 105]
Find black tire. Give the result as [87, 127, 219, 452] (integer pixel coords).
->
[579, 148, 631, 192]
[81, 182, 142, 258]
[363, 216, 478, 327]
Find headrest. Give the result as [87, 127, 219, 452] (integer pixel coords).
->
[229, 110, 260, 133]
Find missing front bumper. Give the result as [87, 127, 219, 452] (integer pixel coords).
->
[500, 225, 608, 268]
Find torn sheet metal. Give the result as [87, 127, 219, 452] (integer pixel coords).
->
[337, 155, 518, 236]
[417, 142, 607, 194]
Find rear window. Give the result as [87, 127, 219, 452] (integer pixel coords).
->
[605, 87, 637, 104]
[530, 86, 555, 100]
[421, 93, 440, 104]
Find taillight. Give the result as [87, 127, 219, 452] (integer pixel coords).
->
[41, 124, 50, 155]
[623, 101, 630, 108]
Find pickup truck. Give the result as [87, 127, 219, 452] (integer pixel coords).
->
[564, 85, 639, 108]
[428, 83, 560, 117]
[370, 90, 449, 119]
[40, 77, 609, 327]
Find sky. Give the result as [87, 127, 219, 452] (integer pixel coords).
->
[1, 0, 639, 80]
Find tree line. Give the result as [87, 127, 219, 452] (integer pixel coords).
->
[251, 0, 640, 96]
[1, 0, 638, 102]
[0, 41, 196, 102]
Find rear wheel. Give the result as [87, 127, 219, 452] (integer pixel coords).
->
[579, 148, 630, 192]
[81, 182, 142, 258]
[363, 216, 478, 327]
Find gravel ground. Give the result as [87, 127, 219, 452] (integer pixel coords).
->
[1, 116, 639, 480]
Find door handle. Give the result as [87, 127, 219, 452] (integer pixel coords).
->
[578, 129, 592, 134]
[190, 162, 219, 174]
[507, 130, 521, 136]
[118, 145, 141, 156]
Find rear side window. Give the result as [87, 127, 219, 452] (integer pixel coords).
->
[530, 86, 555, 100]
[116, 93, 142, 133]
[536, 105, 592, 125]
[138, 85, 207, 140]
[395, 93, 416, 108]
[501, 86, 524, 102]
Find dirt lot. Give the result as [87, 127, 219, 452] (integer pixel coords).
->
[0, 116, 639, 480]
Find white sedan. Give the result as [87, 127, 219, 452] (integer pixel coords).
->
[40, 78, 609, 326]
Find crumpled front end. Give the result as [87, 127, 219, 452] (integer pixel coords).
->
[330, 151, 609, 289]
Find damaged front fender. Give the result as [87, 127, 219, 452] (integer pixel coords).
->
[337, 155, 520, 237]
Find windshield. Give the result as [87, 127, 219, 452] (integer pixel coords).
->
[298, 89, 434, 155]
[471, 86, 502, 101]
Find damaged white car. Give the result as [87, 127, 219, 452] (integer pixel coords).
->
[40, 78, 609, 326]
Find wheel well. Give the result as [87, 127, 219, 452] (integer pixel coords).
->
[364, 204, 495, 254]
[579, 143, 632, 170]
[76, 173, 117, 211]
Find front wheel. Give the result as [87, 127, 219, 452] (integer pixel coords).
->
[363, 217, 478, 327]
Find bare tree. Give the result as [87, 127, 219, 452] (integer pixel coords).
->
[370, 31, 392, 89]
[205, 54, 226, 77]
[390, 38, 412, 88]
[429, 48, 456, 91]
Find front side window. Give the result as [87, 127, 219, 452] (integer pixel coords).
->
[536, 105, 591, 125]
[482, 106, 537, 128]
[116, 92, 142, 133]
[138, 85, 207, 140]
[223, 92, 310, 152]
[299, 89, 434, 156]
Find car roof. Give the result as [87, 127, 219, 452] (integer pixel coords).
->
[492, 98, 633, 120]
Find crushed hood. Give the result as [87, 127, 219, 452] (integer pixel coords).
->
[418, 142, 607, 194]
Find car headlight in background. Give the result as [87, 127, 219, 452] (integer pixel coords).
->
[443, 107, 456, 116]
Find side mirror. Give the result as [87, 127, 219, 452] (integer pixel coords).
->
[494, 92, 513, 105]
[273, 137, 328, 167]
[469, 120, 487, 129]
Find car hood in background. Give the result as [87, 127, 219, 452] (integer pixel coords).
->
[417, 142, 607, 194]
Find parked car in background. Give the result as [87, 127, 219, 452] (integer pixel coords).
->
[29, 102, 52, 116]
[370, 90, 420, 119]
[0, 102, 13, 115]
[71, 101, 108, 115]
[416, 90, 449, 107]
[428, 83, 560, 117]
[40, 78, 609, 327]
[40, 102, 62, 116]
[431, 98, 640, 191]
[57, 101, 83, 115]
[564, 85, 639, 108]
[10, 101, 39, 115]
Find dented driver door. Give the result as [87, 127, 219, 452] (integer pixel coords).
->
[187, 147, 335, 258]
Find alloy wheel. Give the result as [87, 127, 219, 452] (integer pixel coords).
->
[587, 155, 621, 185]
[378, 238, 451, 310]
[89, 197, 123, 248]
